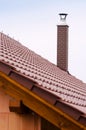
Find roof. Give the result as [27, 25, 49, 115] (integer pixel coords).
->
[0, 32, 86, 128]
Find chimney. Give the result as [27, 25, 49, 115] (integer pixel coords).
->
[57, 13, 68, 71]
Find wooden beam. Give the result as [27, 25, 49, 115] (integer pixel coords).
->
[9, 100, 30, 114]
[0, 71, 86, 130]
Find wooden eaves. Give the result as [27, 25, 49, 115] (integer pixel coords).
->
[0, 71, 86, 130]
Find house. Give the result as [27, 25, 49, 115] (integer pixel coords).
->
[0, 14, 86, 130]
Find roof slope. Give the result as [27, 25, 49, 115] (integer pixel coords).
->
[0, 32, 86, 126]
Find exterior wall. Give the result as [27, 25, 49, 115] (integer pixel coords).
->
[0, 88, 41, 130]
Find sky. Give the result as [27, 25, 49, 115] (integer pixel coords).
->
[0, 0, 86, 83]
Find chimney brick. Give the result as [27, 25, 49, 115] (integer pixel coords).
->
[57, 25, 68, 71]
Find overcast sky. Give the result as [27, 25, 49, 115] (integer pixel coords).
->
[0, 0, 86, 83]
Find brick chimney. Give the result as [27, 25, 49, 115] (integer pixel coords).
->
[57, 13, 68, 71]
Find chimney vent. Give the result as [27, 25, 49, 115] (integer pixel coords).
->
[59, 13, 68, 25]
[57, 13, 68, 71]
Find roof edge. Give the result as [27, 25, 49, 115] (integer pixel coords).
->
[0, 71, 86, 130]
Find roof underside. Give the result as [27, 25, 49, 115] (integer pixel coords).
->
[0, 32, 86, 128]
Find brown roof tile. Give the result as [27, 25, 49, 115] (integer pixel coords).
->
[0, 32, 86, 119]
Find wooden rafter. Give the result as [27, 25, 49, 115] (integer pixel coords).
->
[0, 71, 86, 130]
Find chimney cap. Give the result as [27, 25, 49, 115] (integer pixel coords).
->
[59, 13, 68, 20]
[59, 13, 68, 25]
